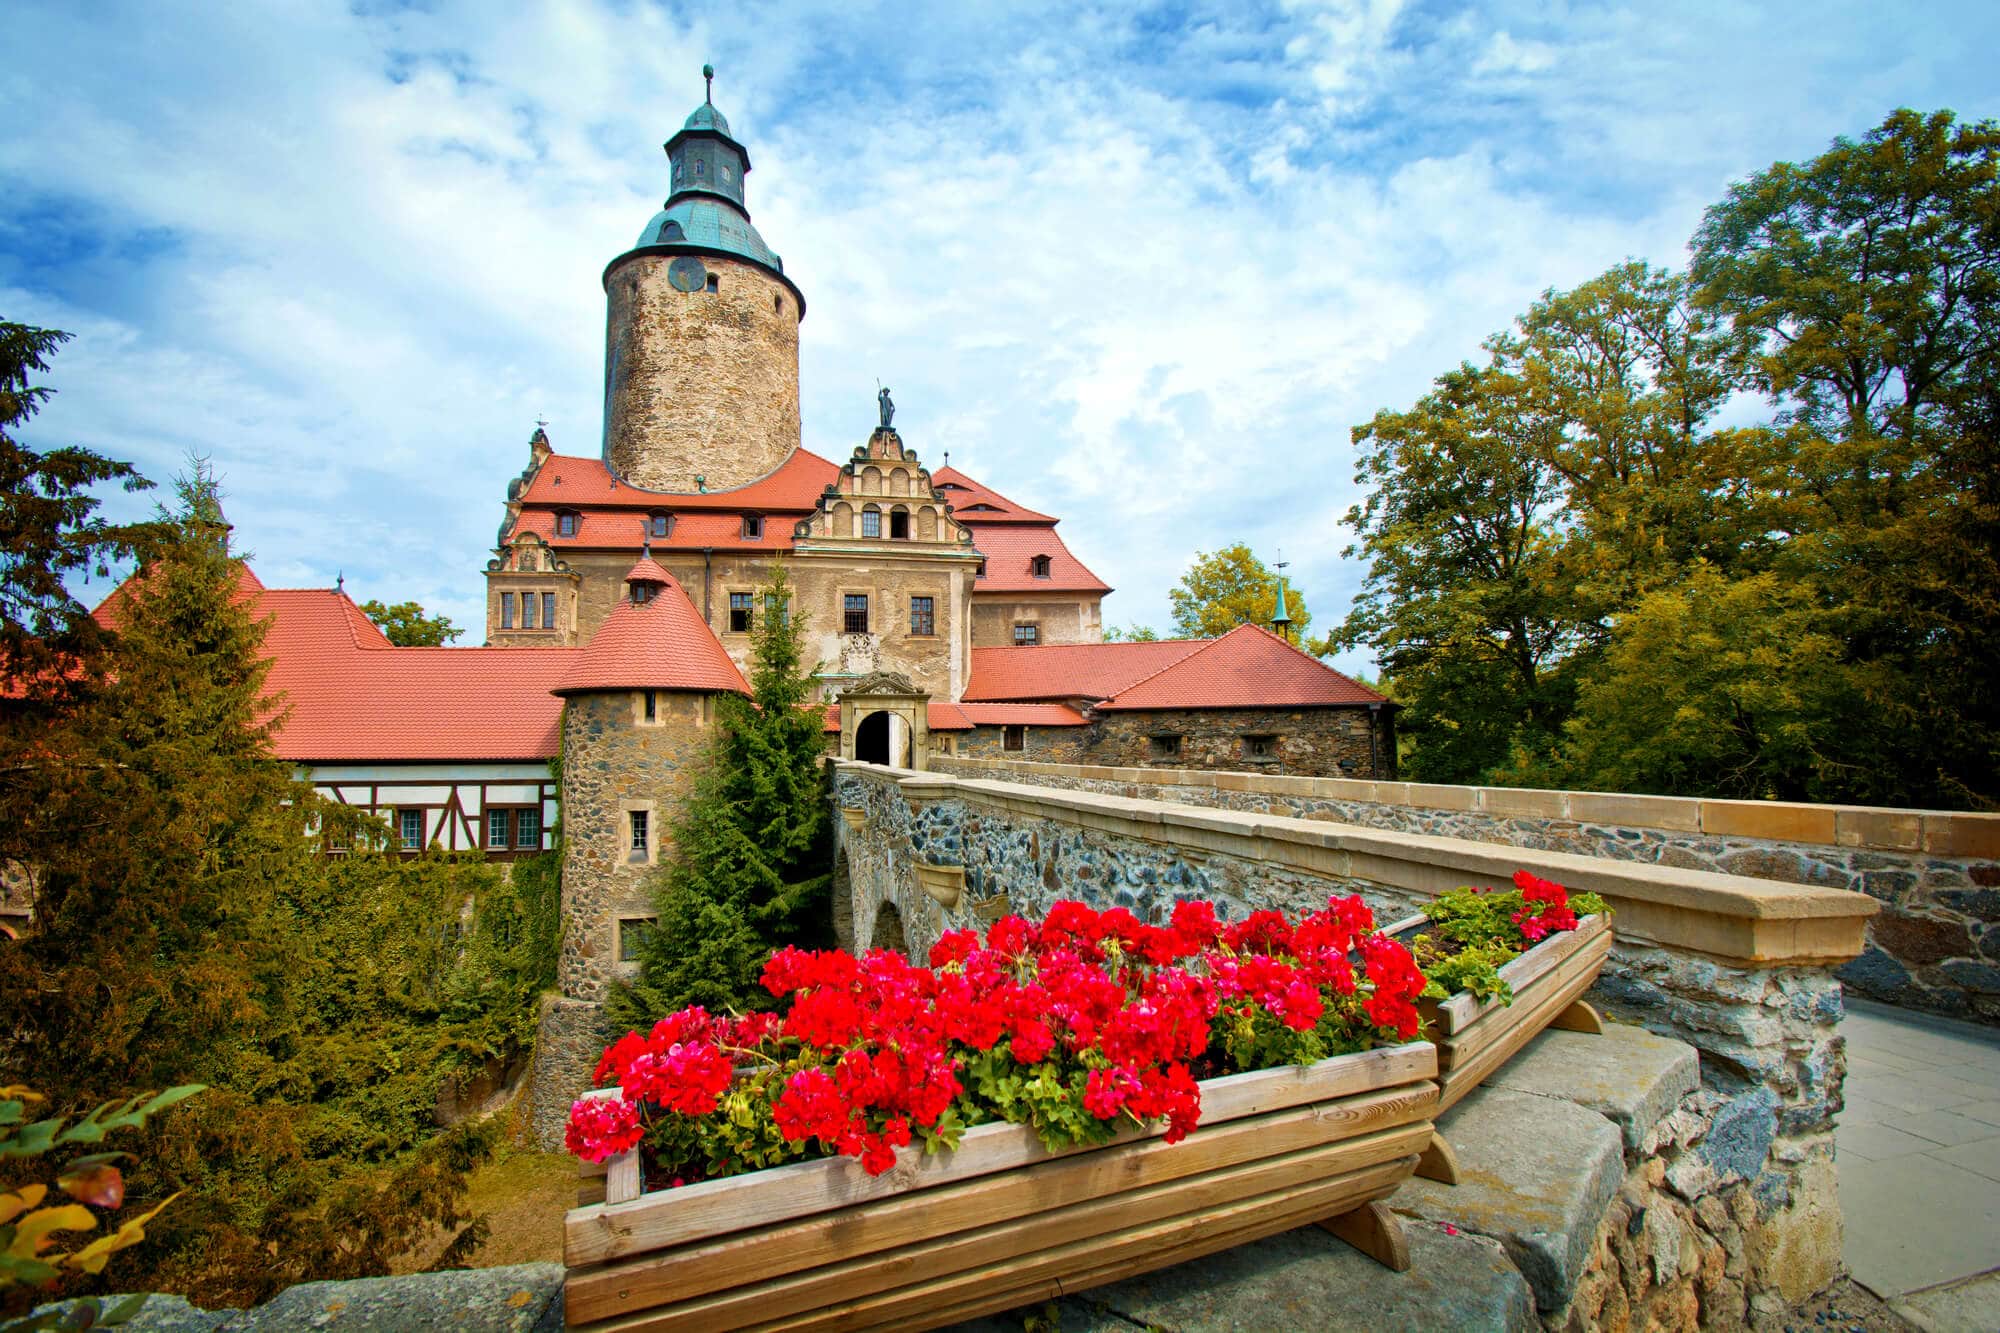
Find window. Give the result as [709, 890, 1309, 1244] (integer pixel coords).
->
[909, 595, 935, 636]
[521, 592, 538, 630]
[861, 508, 882, 538]
[1004, 725, 1026, 752]
[644, 689, 657, 722]
[705, 274, 720, 294]
[325, 823, 349, 856]
[774, 295, 783, 314]
[618, 917, 656, 963]
[516, 806, 541, 849]
[556, 512, 579, 537]
[729, 591, 754, 633]
[541, 592, 556, 629]
[1245, 734, 1278, 759]
[1030, 554, 1052, 578]
[500, 592, 515, 629]
[632, 581, 654, 605]
[629, 809, 650, 860]
[764, 593, 790, 625]
[399, 809, 424, 850]
[843, 593, 870, 634]
[976, 559, 987, 577]
[487, 808, 510, 849]
[742, 514, 762, 539]
[693, 158, 705, 177]
[890, 510, 910, 539]
[649, 512, 672, 538]
[1149, 734, 1182, 759]
[1013, 623, 1040, 646]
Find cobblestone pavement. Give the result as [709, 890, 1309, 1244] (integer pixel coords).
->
[1838, 997, 2000, 1328]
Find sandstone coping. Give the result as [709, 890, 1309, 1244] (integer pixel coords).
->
[939, 755, 2000, 858]
[840, 762, 1880, 967]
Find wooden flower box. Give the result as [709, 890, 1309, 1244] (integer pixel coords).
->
[1388, 911, 1613, 1184]
[563, 1041, 1440, 1331]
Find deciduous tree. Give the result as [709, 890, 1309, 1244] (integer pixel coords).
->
[360, 598, 463, 646]
[1167, 543, 1309, 641]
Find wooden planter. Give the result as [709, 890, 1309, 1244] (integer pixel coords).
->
[1389, 912, 1613, 1184]
[564, 1042, 1440, 1331]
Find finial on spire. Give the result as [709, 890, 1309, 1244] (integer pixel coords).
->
[335, 571, 344, 594]
[703, 64, 714, 104]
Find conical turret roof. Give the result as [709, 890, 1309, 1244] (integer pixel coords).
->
[555, 566, 747, 697]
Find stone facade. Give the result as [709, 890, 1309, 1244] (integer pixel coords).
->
[1087, 705, 1390, 777]
[601, 252, 802, 494]
[937, 756, 2000, 1024]
[969, 595, 1100, 647]
[957, 723, 1096, 764]
[554, 689, 711, 1003]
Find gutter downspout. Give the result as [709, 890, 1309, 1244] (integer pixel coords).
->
[1367, 703, 1382, 780]
[702, 547, 714, 625]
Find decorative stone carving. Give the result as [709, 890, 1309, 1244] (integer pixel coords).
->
[842, 671, 919, 697]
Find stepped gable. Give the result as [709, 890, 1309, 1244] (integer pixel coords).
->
[1097, 623, 1386, 711]
[963, 638, 1207, 702]
[554, 560, 747, 697]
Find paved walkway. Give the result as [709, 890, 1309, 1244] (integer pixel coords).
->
[1838, 997, 2000, 1328]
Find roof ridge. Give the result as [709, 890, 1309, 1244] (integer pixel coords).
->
[971, 635, 1209, 652]
[1097, 635, 1225, 704]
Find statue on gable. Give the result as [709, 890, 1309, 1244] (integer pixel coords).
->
[877, 385, 895, 429]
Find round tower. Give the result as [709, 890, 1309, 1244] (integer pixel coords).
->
[602, 68, 806, 494]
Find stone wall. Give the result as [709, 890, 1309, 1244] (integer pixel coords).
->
[602, 252, 801, 494]
[955, 723, 1096, 764]
[935, 755, 2000, 1025]
[1086, 705, 1389, 777]
[969, 594, 1101, 647]
[831, 761, 1874, 1315]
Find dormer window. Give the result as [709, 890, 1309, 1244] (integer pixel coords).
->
[631, 583, 654, 605]
[1030, 555, 1052, 578]
[658, 221, 684, 243]
[555, 511, 579, 538]
[649, 512, 672, 538]
[742, 515, 764, 540]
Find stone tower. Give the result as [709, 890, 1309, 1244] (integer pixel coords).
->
[529, 555, 750, 1145]
[601, 69, 806, 494]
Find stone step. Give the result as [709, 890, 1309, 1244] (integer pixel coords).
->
[1485, 1023, 1701, 1155]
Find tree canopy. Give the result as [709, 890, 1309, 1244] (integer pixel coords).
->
[1167, 543, 1310, 642]
[360, 598, 463, 647]
[1337, 108, 1999, 808]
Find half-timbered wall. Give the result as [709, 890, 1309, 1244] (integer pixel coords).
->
[303, 762, 559, 859]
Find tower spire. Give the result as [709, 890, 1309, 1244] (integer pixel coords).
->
[703, 63, 714, 104]
[1272, 553, 1294, 642]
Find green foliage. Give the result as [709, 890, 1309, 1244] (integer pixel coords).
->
[1411, 885, 1610, 1004]
[1339, 108, 2000, 809]
[0, 458, 560, 1308]
[614, 562, 835, 1025]
[359, 599, 463, 647]
[2, 1083, 204, 1321]
[0, 320, 163, 706]
[1167, 543, 1310, 641]
[1102, 623, 1160, 642]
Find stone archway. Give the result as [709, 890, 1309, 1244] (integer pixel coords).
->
[838, 672, 930, 770]
[872, 900, 909, 955]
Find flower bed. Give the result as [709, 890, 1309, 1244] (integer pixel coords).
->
[562, 896, 1442, 1331]
[1389, 872, 1613, 1184]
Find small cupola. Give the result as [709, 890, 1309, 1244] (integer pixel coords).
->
[666, 65, 750, 211]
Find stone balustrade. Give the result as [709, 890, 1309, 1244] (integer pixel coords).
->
[933, 754, 2000, 1024]
[832, 759, 1880, 1320]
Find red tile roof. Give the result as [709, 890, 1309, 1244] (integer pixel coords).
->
[930, 467, 1056, 523]
[555, 572, 749, 697]
[964, 639, 1207, 702]
[511, 506, 805, 552]
[519, 450, 838, 511]
[1096, 624, 1388, 711]
[957, 703, 1089, 727]
[249, 588, 575, 762]
[966, 522, 1110, 594]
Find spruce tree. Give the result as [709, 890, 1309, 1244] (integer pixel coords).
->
[613, 562, 834, 1024]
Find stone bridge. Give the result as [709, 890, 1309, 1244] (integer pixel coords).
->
[830, 757, 1885, 1326]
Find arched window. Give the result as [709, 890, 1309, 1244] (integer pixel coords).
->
[658, 221, 684, 242]
[1030, 554, 1052, 577]
[648, 512, 672, 538]
[861, 507, 882, 539]
[889, 508, 910, 540]
[555, 511, 579, 538]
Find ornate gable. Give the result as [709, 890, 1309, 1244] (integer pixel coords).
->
[794, 427, 977, 551]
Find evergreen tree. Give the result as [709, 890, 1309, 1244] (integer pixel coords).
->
[614, 562, 833, 1024]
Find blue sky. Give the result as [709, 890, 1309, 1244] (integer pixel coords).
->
[5, 1, 1994, 670]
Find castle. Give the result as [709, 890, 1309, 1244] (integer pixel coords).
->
[84, 75, 1396, 1123]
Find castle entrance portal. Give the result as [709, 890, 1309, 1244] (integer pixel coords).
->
[838, 673, 929, 770]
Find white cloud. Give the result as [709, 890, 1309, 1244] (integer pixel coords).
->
[4, 0, 1995, 656]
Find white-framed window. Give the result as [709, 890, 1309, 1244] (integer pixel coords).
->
[629, 809, 649, 861]
[1013, 623, 1040, 646]
[399, 809, 425, 850]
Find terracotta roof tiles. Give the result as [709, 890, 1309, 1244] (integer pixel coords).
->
[964, 639, 1206, 702]
[1096, 624, 1388, 711]
[555, 572, 748, 697]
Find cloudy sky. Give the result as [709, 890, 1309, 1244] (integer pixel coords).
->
[4, 1, 1993, 670]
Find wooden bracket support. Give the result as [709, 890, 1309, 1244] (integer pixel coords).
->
[1549, 999, 1605, 1034]
[1414, 1130, 1461, 1185]
[1317, 1198, 1411, 1272]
